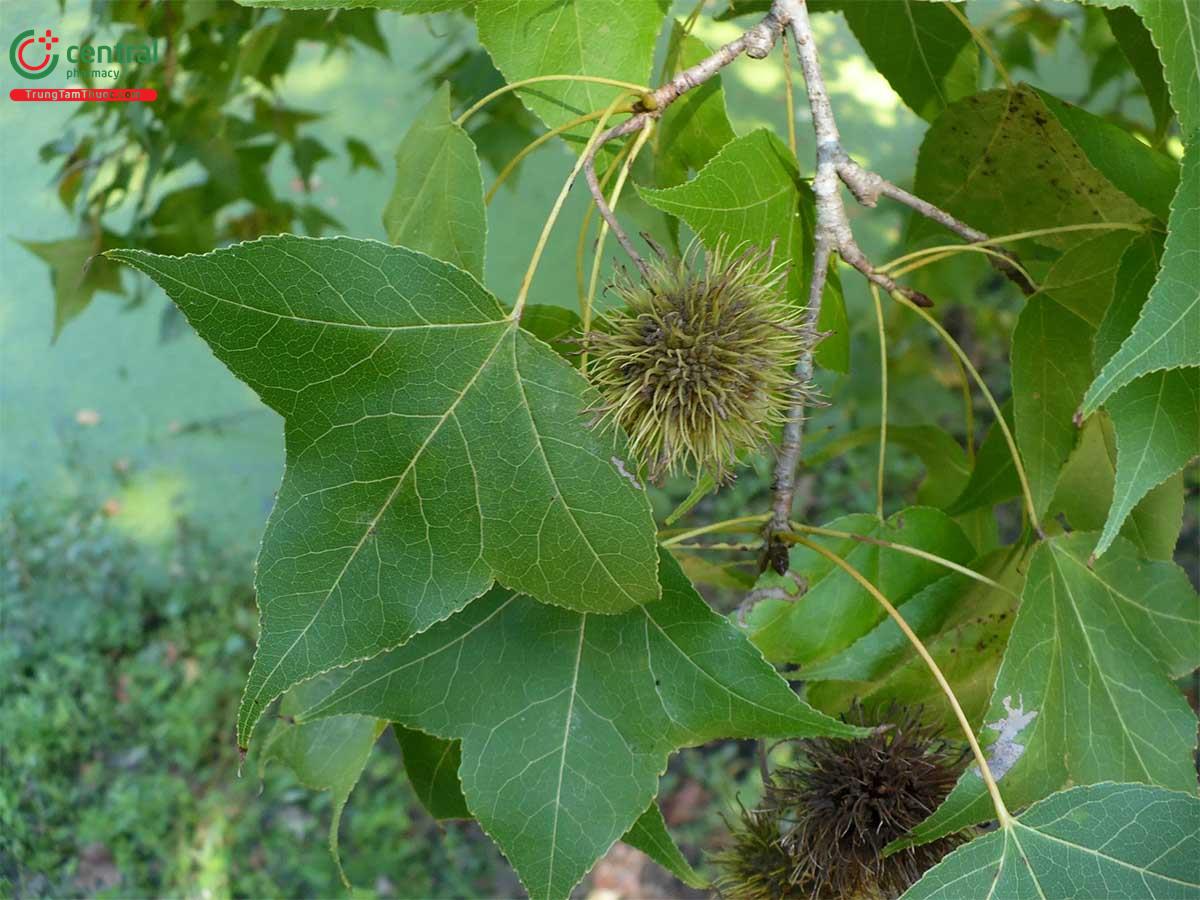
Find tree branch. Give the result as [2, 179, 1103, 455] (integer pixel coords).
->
[580, 9, 787, 275]
[561, 0, 1027, 555]
[764, 0, 1026, 554]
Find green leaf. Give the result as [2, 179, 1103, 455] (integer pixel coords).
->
[394, 727, 472, 820]
[345, 137, 382, 173]
[674, 551, 756, 592]
[656, 22, 737, 189]
[902, 533, 1200, 847]
[622, 803, 707, 890]
[944, 401, 1019, 516]
[474, 0, 668, 147]
[107, 236, 660, 747]
[1094, 232, 1164, 369]
[1097, 369, 1199, 557]
[744, 507, 975, 666]
[1049, 415, 1185, 561]
[842, 1, 977, 123]
[901, 783, 1200, 900]
[911, 86, 1154, 251]
[20, 231, 125, 340]
[1032, 87, 1179, 223]
[259, 674, 387, 886]
[1135, 0, 1200, 133]
[383, 84, 487, 279]
[803, 548, 1026, 733]
[1011, 296, 1095, 521]
[296, 551, 856, 900]
[520, 304, 581, 363]
[1076, 232, 1193, 559]
[1104, 6, 1174, 137]
[393, 728, 703, 889]
[1036, 229, 1138, 327]
[640, 129, 849, 373]
[1082, 133, 1200, 415]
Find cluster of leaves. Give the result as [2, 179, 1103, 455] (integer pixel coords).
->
[26, 0, 389, 339]
[77, 0, 1200, 897]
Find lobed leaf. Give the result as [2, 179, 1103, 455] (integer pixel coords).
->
[107, 236, 660, 747]
[296, 551, 856, 900]
[803, 548, 1027, 732]
[1098, 370, 1199, 558]
[901, 533, 1200, 847]
[1036, 229, 1138, 327]
[1134, 0, 1200, 134]
[1049, 415, 1185, 561]
[911, 86, 1155, 252]
[621, 803, 708, 890]
[383, 84, 487, 279]
[944, 402, 1020, 517]
[393, 727, 705, 887]
[1104, 6, 1174, 137]
[394, 726, 472, 820]
[20, 231, 126, 341]
[1082, 133, 1199, 415]
[1032, 87, 1178, 223]
[901, 783, 1200, 900]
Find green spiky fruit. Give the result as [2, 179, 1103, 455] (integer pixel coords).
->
[711, 801, 799, 900]
[586, 241, 811, 483]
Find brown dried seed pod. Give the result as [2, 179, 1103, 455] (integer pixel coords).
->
[765, 702, 970, 899]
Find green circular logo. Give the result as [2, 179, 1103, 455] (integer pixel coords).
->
[10, 29, 60, 80]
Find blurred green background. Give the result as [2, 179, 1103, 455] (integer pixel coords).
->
[2, 1, 1186, 897]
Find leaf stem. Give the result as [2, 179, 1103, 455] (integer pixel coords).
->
[455, 74, 650, 126]
[581, 120, 656, 369]
[892, 292, 1043, 537]
[486, 108, 630, 205]
[669, 523, 1013, 596]
[946, 3, 1013, 90]
[880, 223, 1145, 274]
[883, 245, 1037, 288]
[576, 139, 635, 328]
[778, 524, 1017, 597]
[956, 354, 977, 464]
[512, 95, 630, 320]
[786, 534, 1013, 828]
[659, 514, 770, 548]
[782, 34, 797, 156]
[870, 284, 887, 520]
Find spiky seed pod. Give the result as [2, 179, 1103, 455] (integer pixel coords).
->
[585, 240, 813, 483]
[711, 801, 805, 900]
[765, 703, 969, 899]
